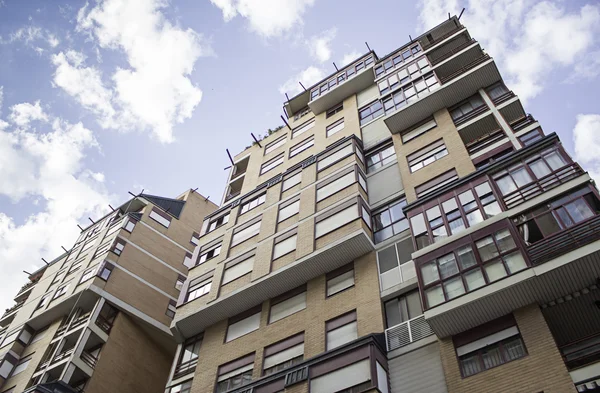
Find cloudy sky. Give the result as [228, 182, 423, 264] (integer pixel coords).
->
[0, 0, 599, 312]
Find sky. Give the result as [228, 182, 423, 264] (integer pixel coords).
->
[0, 0, 599, 312]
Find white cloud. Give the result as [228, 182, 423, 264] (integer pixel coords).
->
[0, 102, 112, 311]
[307, 28, 336, 63]
[340, 50, 361, 67]
[62, 0, 211, 143]
[417, 0, 600, 102]
[1, 25, 60, 49]
[9, 101, 48, 127]
[210, 0, 316, 38]
[568, 50, 600, 82]
[573, 113, 600, 182]
[279, 66, 326, 96]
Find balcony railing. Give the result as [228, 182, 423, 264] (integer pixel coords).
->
[2, 300, 25, 318]
[16, 280, 37, 296]
[453, 103, 489, 126]
[528, 214, 600, 266]
[421, 25, 464, 50]
[510, 114, 536, 131]
[173, 359, 198, 379]
[501, 163, 584, 209]
[438, 54, 491, 84]
[384, 315, 434, 351]
[80, 351, 98, 369]
[95, 315, 114, 334]
[52, 348, 74, 364]
[466, 129, 506, 155]
[492, 90, 516, 106]
[379, 261, 416, 292]
[430, 38, 477, 66]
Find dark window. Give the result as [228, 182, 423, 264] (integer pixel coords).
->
[174, 335, 202, 378]
[359, 100, 384, 125]
[518, 128, 544, 146]
[166, 300, 176, 318]
[373, 199, 409, 243]
[326, 102, 343, 118]
[459, 335, 526, 377]
[207, 213, 230, 233]
[485, 82, 510, 101]
[450, 94, 486, 123]
[366, 144, 396, 173]
[384, 290, 422, 328]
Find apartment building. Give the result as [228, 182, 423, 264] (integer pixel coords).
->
[165, 16, 600, 393]
[0, 190, 217, 393]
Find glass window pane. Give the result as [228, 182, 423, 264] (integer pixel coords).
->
[464, 269, 486, 291]
[457, 246, 477, 270]
[476, 237, 498, 261]
[378, 245, 399, 273]
[448, 217, 466, 234]
[374, 227, 394, 243]
[460, 354, 482, 377]
[475, 182, 493, 197]
[390, 201, 406, 222]
[503, 337, 526, 361]
[504, 252, 527, 274]
[482, 346, 503, 369]
[466, 210, 484, 227]
[496, 175, 517, 196]
[494, 229, 516, 252]
[374, 210, 391, 231]
[564, 199, 594, 223]
[438, 253, 459, 279]
[444, 277, 465, 300]
[529, 159, 551, 179]
[425, 285, 444, 307]
[426, 206, 442, 221]
[432, 225, 448, 242]
[484, 260, 507, 282]
[484, 202, 502, 218]
[511, 167, 533, 187]
[459, 190, 475, 206]
[442, 198, 458, 213]
[421, 261, 439, 285]
[544, 151, 566, 170]
[537, 212, 563, 236]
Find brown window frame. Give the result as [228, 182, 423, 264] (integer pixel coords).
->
[372, 198, 409, 244]
[365, 142, 396, 173]
[326, 102, 343, 118]
[174, 334, 203, 378]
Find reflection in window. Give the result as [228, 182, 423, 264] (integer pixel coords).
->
[366, 144, 396, 173]
[373, 199, 408, 243]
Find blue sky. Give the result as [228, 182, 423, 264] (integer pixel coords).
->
[0, 0, 599, 311]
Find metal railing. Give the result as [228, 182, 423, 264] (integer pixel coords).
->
[385, 315, 434, 351]
[439, 54, 491, 84]
[430, 38, 477, 66]
[466, 129, 506, 155]
[52, 348, 75, 364]
[501, 163, 583, 209]
[379, 261, 416, 292]
[421, 25, 465, 50]
[528, 215, 600, 266]
[80, 351, 98, 369]
[492, 91, 516, 106]
[173, 359, 198, 379]
[453, 104, 489, 126]
[95, 315, 113, 334]
[510, 114, 536, 131]
[2, 300, 25, 318]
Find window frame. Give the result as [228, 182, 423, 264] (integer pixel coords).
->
[262, 333, 305, 376]
[185, 274, 213, 302]
[196, 240, 222, 265]
[222, 252, 255, 285]
[314, 196, 371, 239]
[149, 208, 172, 228]
[326, 263, 355, 297]
[292, 119, 315, 139]
[316, 165, 367, 202]
[272, 230, 298, 261]
[260, 154, 285, 175]
[230, 218, 262, 247]
[174, 334, 203, 378]
[326, 118, 345, 137]
[372, 198, 409, 244]
[166, 300, 177, 318]
[325, 310, 358, 350]
[264, 135, 287, 155]
[239, 193, 266, 215]
[407, 139, 449, 173]
[289, 136, 315, 158]
[374, 43, 422, 77]
[366, 143, 396, 173]
[277, 198, 300, 223]
[326, 102, 343, 118]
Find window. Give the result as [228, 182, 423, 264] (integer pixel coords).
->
[315, 199, 367, 238]
[326, 102, 343, 118]
[278, 199, 300, 222]
[272, 232, 297, 260]
[231, 220, 261, 247]
[263, 333, 304, 375]
[420, 228, 526, 309]
[79, 266, 97, 284]
[485, 82, 510, 102]
[359, 100, 384, 125]
[226, 309, 261, 342]
[326, 311, 358, 350]
[98, 262, 114, 281]
[326, 118, 345, 137]
[310, 55, 374, 100]
[11, 355, 32, 377]
[166, 300, 177, 318]
[289, 137, 314, 158]
[374, 43, 422, 77]
[183, 252, 193, 268]
[190, 232, 200, 246]
[384, 290, 422, 328]
[415, 169, 458, 198]
[514, 187, 600, 245]
[269, 288, 306, 323]
[112, 239, 126, 256]
[518, 128, 544, 146]
[292, 119, 315, 139]
[240, 193, 266, 214]
[176, 275, 186, 290]
[149, 209, 171, 228]
[53, 282, 71, 300]
[260, 154, 284, 175]
[293, 107, 310, 121]
[377, 238, 416, 290]
[457, 326, 526, 377]
[207, 213, 230, 233]
[373, 199, 408, 243]
[167, 381, 192, 393]
[30, 327, 48, 344]
[186, 278, 212, 302]
[407, 140, 448, 172]
[401, 118, 437, 144]
[450, 94, 486, 123]
[197, 242, 221, 265]
[318, 143, 354, 171]
[66, 260, 83, 276]
[378, 73, 439, 116]
[326, 264, 354, 296]
[51, 270, 65, 286]
[377, 56, 431, 94]
[366, 144, 396, 173]
[317, 167, 365, 202]
[222, 255, 254, 285]
[216, 354, 254, 393]
[123, 217, 136, 232]
[310, 359, 372, 393]
[264, 136, 287, 155]
[34, 293, 52, 311]
[175, 335, 202, 377]
[282, 171, 301, 192]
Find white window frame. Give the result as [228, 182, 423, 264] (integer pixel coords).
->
[289, 137, 314, 158]
[186, 278, 212, 302]
[292, 119, 315, 139]
[317, 143, 354, 171]
[260, 154, 284, 175]
[326, 118, 345, 137]
[149, 210, 171, 228]
[264, 135, 287, 155]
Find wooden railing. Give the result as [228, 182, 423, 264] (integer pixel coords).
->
[510, 114, 536, 131]
[501, 163, 583, 209]
[430, 38, 477, 66]
[439, 54, 491, 84]
[528, 214, 600, 266]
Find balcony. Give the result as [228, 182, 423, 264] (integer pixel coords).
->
[466, 129, 507, 156]
[511, 114, 537, 132]
[308, 53, 376, 115]
[80, 351, 98, 369]
[0, 300, 25, 325]
[174, 226, 374, 338]
[384, 55, 501, 134]
[419, 18, 464, 50]
[385, 315, 434, 351]
[14, 280, 37, 302]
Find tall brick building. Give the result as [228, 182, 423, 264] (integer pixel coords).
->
[2, 16, 600, 393]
